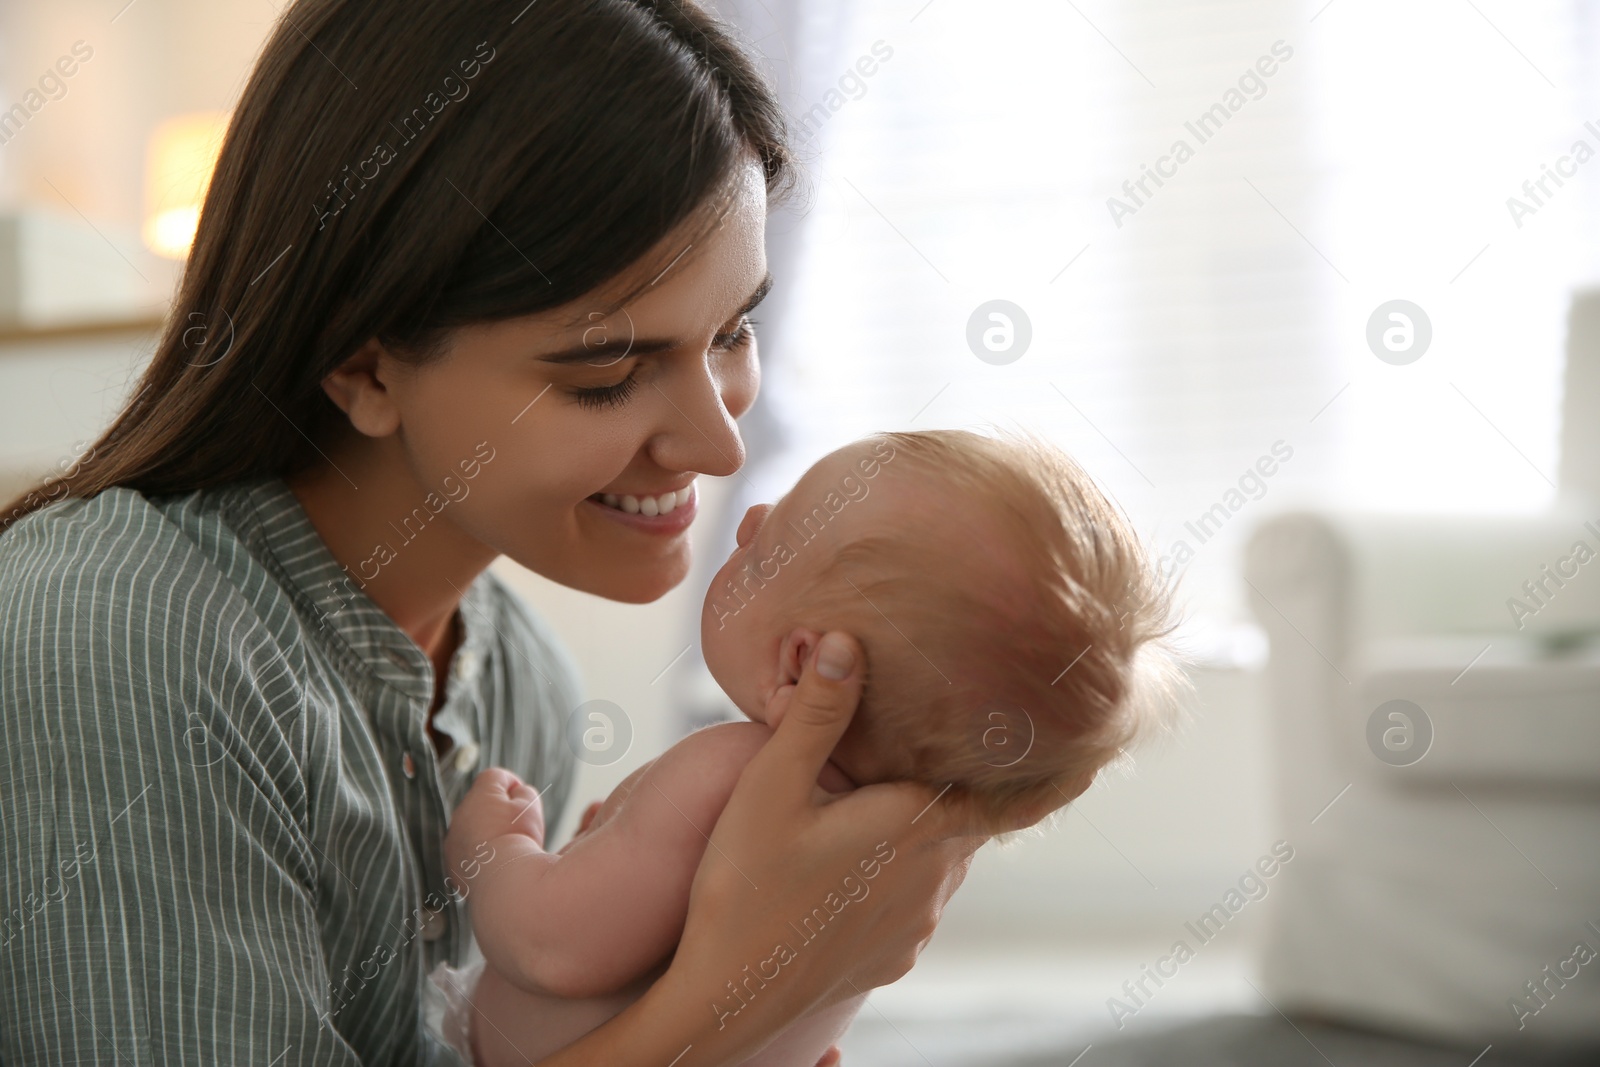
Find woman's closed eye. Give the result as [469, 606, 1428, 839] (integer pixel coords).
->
[572, 373, 641, 410]
[714, 316, 758, 352]
[569, 317, 759, 410]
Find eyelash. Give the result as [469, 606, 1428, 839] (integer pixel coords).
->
[571, 317, 760, 411]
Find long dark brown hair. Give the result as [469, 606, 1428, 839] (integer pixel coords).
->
[1, 0, 795, 533]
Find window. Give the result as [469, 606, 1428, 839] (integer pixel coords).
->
[746, 0, 1598, 663]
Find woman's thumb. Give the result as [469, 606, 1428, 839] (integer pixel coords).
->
[747, 631, 863, 796]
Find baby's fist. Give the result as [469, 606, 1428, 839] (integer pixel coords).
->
[445, 768, 546, 880]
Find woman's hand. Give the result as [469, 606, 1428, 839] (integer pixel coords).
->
[628, 630, 1044, 1066]
[535, 630, 1065, 1067]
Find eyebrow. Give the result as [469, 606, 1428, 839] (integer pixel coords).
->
[536, 271, 775, 365]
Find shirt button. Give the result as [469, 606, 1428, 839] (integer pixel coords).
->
[453, 742, 480, 774]
[419, 906, 447, 942]
[385, 646, 410, 669]
[452, 648, 480, 683]
[401, 751, 416, 779]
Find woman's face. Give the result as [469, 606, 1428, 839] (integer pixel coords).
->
[379, 160, 770, 603]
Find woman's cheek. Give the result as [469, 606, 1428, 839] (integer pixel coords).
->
[508, 412, 613, 500]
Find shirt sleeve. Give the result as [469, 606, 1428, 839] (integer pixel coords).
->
[0, 518, 399, 1064]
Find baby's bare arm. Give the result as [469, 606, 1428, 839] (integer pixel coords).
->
[461, 722, 777, 999]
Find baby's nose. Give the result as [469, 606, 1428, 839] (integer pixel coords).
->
[736, 502, 775, 547]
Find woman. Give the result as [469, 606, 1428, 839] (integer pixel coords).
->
[0, 1, 1070, 1063]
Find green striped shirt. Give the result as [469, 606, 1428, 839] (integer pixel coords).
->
[0, 475, 580, 1065]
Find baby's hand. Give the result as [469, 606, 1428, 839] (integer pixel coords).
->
[445, 768, 546, 880]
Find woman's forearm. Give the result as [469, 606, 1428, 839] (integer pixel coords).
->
[530, 962, 747, 1067]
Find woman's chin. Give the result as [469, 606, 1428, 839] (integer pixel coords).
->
[603, 581, 679, 605]
[584, 556, 691, 604]
[503, 544, 690, 604]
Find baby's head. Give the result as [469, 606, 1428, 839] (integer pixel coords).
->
[700, 429, 1184, 825]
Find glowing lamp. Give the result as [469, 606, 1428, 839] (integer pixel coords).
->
[142, 111, 228, 259]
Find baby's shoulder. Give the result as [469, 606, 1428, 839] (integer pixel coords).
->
[655, 721, 855, 794]
[645, 721, 774, 799]
[670, 720, 776, 765]
[579, 722, 771, 848]
[576, 723, 766, 828]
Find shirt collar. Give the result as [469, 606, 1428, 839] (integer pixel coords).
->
[229, 474, 496, 706]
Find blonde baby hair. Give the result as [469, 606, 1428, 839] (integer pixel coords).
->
[786, 428, 1188, 828]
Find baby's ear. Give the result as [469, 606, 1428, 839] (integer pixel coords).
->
[777, 627, 825, 687]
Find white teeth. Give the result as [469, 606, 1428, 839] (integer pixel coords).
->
[596, 483, 694, 517]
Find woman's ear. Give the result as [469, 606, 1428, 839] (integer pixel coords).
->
[319, 337, 404, 437]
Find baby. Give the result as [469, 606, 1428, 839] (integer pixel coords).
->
[436, 429, 1183, 1066]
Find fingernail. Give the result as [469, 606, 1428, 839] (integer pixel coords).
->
[816, 633, 855, 680]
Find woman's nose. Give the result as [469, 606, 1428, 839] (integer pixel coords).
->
[649, 365, 749, 478]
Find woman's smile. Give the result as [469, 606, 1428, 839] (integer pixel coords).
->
[582, 481, 699, 535]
